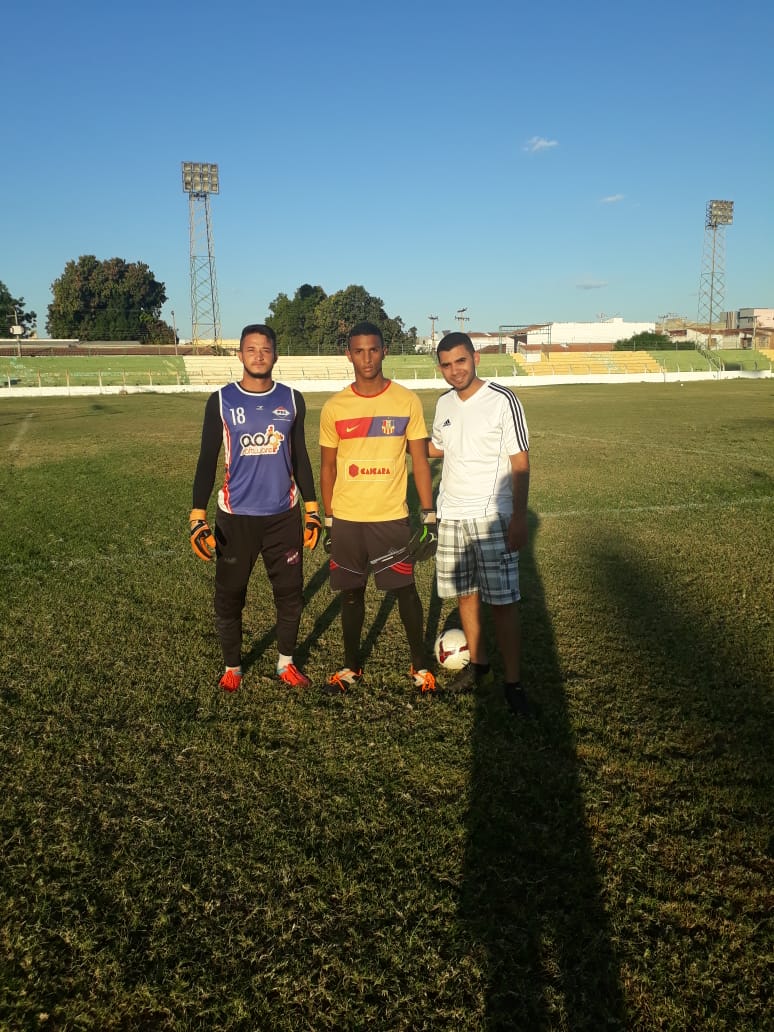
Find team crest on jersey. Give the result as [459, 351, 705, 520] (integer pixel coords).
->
[272, 406, 291, 419]
[381, 418, 395, 435]
[239, 424, 285, 455]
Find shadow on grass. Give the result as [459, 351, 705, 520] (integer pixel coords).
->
[588, 530, 772, 760]
[461, 511, 626, 1029]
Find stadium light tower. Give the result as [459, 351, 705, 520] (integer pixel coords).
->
[456, 307, 469, 331]
[182, 162, 221, 353]
[697, 199, 734, 349]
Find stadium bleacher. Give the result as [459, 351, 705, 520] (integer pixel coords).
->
[183, 355, 353, 386]
[515, 351, 663, 375]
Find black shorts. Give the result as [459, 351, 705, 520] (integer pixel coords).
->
[329, 517, 414, 591]
[214, 506, 303, 597]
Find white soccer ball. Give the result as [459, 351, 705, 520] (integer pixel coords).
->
[434, 628, 470, 671]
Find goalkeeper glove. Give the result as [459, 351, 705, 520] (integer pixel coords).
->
[407, 509, 438, 563]
[189, 508, 215, 562]
[323, 517, 333, 554]
[303, 502, 322, 550]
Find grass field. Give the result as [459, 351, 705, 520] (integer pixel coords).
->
[1, 382, 772, 1030]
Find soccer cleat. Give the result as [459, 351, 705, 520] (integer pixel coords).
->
[410, 667, 436, 693]
[504, 682, 530, 716]
[219, 669, 242, 693]
[446, 663, 493, 693]
[323, 668, 362, 694]
[277, 663, 311, 688]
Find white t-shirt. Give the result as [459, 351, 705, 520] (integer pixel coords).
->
[431, 380, 529, 519]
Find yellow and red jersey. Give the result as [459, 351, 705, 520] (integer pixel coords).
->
[320, 380, 428, 521]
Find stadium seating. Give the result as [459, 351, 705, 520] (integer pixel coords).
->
[516, 351, 663, 376]
[183, 355, 353, 386]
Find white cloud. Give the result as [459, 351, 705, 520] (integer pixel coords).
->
[576, 280, 608, 291]
[600, 193, 625, 204]
[524, 136, 559, 153]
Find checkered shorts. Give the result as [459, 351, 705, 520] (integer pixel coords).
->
[436, 513, 521, 604]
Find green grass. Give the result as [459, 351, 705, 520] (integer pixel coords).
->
[713, 349, 773, 372]
[0, 355, 188, 388]
[384, 353, 521, 380]
[1, 383, 772, 1030]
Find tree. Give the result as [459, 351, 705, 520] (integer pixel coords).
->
[310, 285, 415, 355]
[0, 281, 37, 337]
[267, 283, 327, 354]
[47, 256, 169, 342]
[266, 282, 415, 354]
[615, 331, 673, 351]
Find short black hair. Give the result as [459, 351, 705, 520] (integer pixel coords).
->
[437, 331, 474, 357]
[240, 324, 277, 351]
[347, 321, 384, 347]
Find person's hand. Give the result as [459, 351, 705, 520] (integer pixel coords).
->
[323, 517, 333, 554]
[408, 509, 438, 562]
[189, 508, 215, 561]
[303, 502, 322, 550]
[508, 511, 528, 552]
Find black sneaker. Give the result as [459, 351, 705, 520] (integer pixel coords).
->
[447, 663, 493, 692]
[504, 682, 530, 716]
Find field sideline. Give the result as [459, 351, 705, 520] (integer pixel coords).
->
[1, 382, 772, 1030]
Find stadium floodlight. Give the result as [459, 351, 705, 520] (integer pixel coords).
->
[697, 198, 734, 349]
[182, 162, 220, 195]
[181, 161, 221, 353]
[706, 200, 734, 227]
[456, 307, 469, 331]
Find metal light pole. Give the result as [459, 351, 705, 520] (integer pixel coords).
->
[456, 307, 469, 331]
[171, 309, 178, 356]
[698, 200, 734, 349]
[182, 162, 221, 354]
[10, 306, 23, 358]
[428, 314, 438, 352]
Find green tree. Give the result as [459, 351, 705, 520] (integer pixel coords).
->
[615, 331, 673, 351]
[310, 285, 415, 354]
[0, 281, 37, 337]
[267, 283, 327, 354]
[47, 256, 169, 342]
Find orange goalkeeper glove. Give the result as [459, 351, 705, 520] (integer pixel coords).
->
[303, 502, 322, 551]
[189, 508, 215, 562]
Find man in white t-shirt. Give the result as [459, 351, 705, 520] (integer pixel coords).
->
[428, 332, 531, 715]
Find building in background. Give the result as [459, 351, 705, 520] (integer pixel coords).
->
[511, 317, 655, 359]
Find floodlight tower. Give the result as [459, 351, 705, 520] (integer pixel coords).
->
[697, 199, 734, 349]
[456, 307, 469, 331]
[182, 162, 221, 352]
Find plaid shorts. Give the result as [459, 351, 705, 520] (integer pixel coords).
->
[436, 513, 521, 604]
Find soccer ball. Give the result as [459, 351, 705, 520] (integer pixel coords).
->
[434, 628, 470, 671]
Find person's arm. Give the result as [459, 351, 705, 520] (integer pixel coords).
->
[507, 450, 530, 551]
[289, 391, 316, 503]
[191, 392, 222, 509]
[189, 392, 222, 561]
[407, 437, 434, 511]
[427, 441, 444, 459]
[320, 445, 338, 518]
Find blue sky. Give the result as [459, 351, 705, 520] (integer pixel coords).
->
[4, 0, 772, 339]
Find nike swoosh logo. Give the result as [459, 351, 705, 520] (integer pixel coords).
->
[345, 424, 359, 432]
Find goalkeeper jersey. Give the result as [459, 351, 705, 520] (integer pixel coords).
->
[207, 381, 302, 516]
[319, 380, 428, 522]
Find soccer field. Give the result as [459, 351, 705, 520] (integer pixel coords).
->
[1, 382, 772, 1030]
